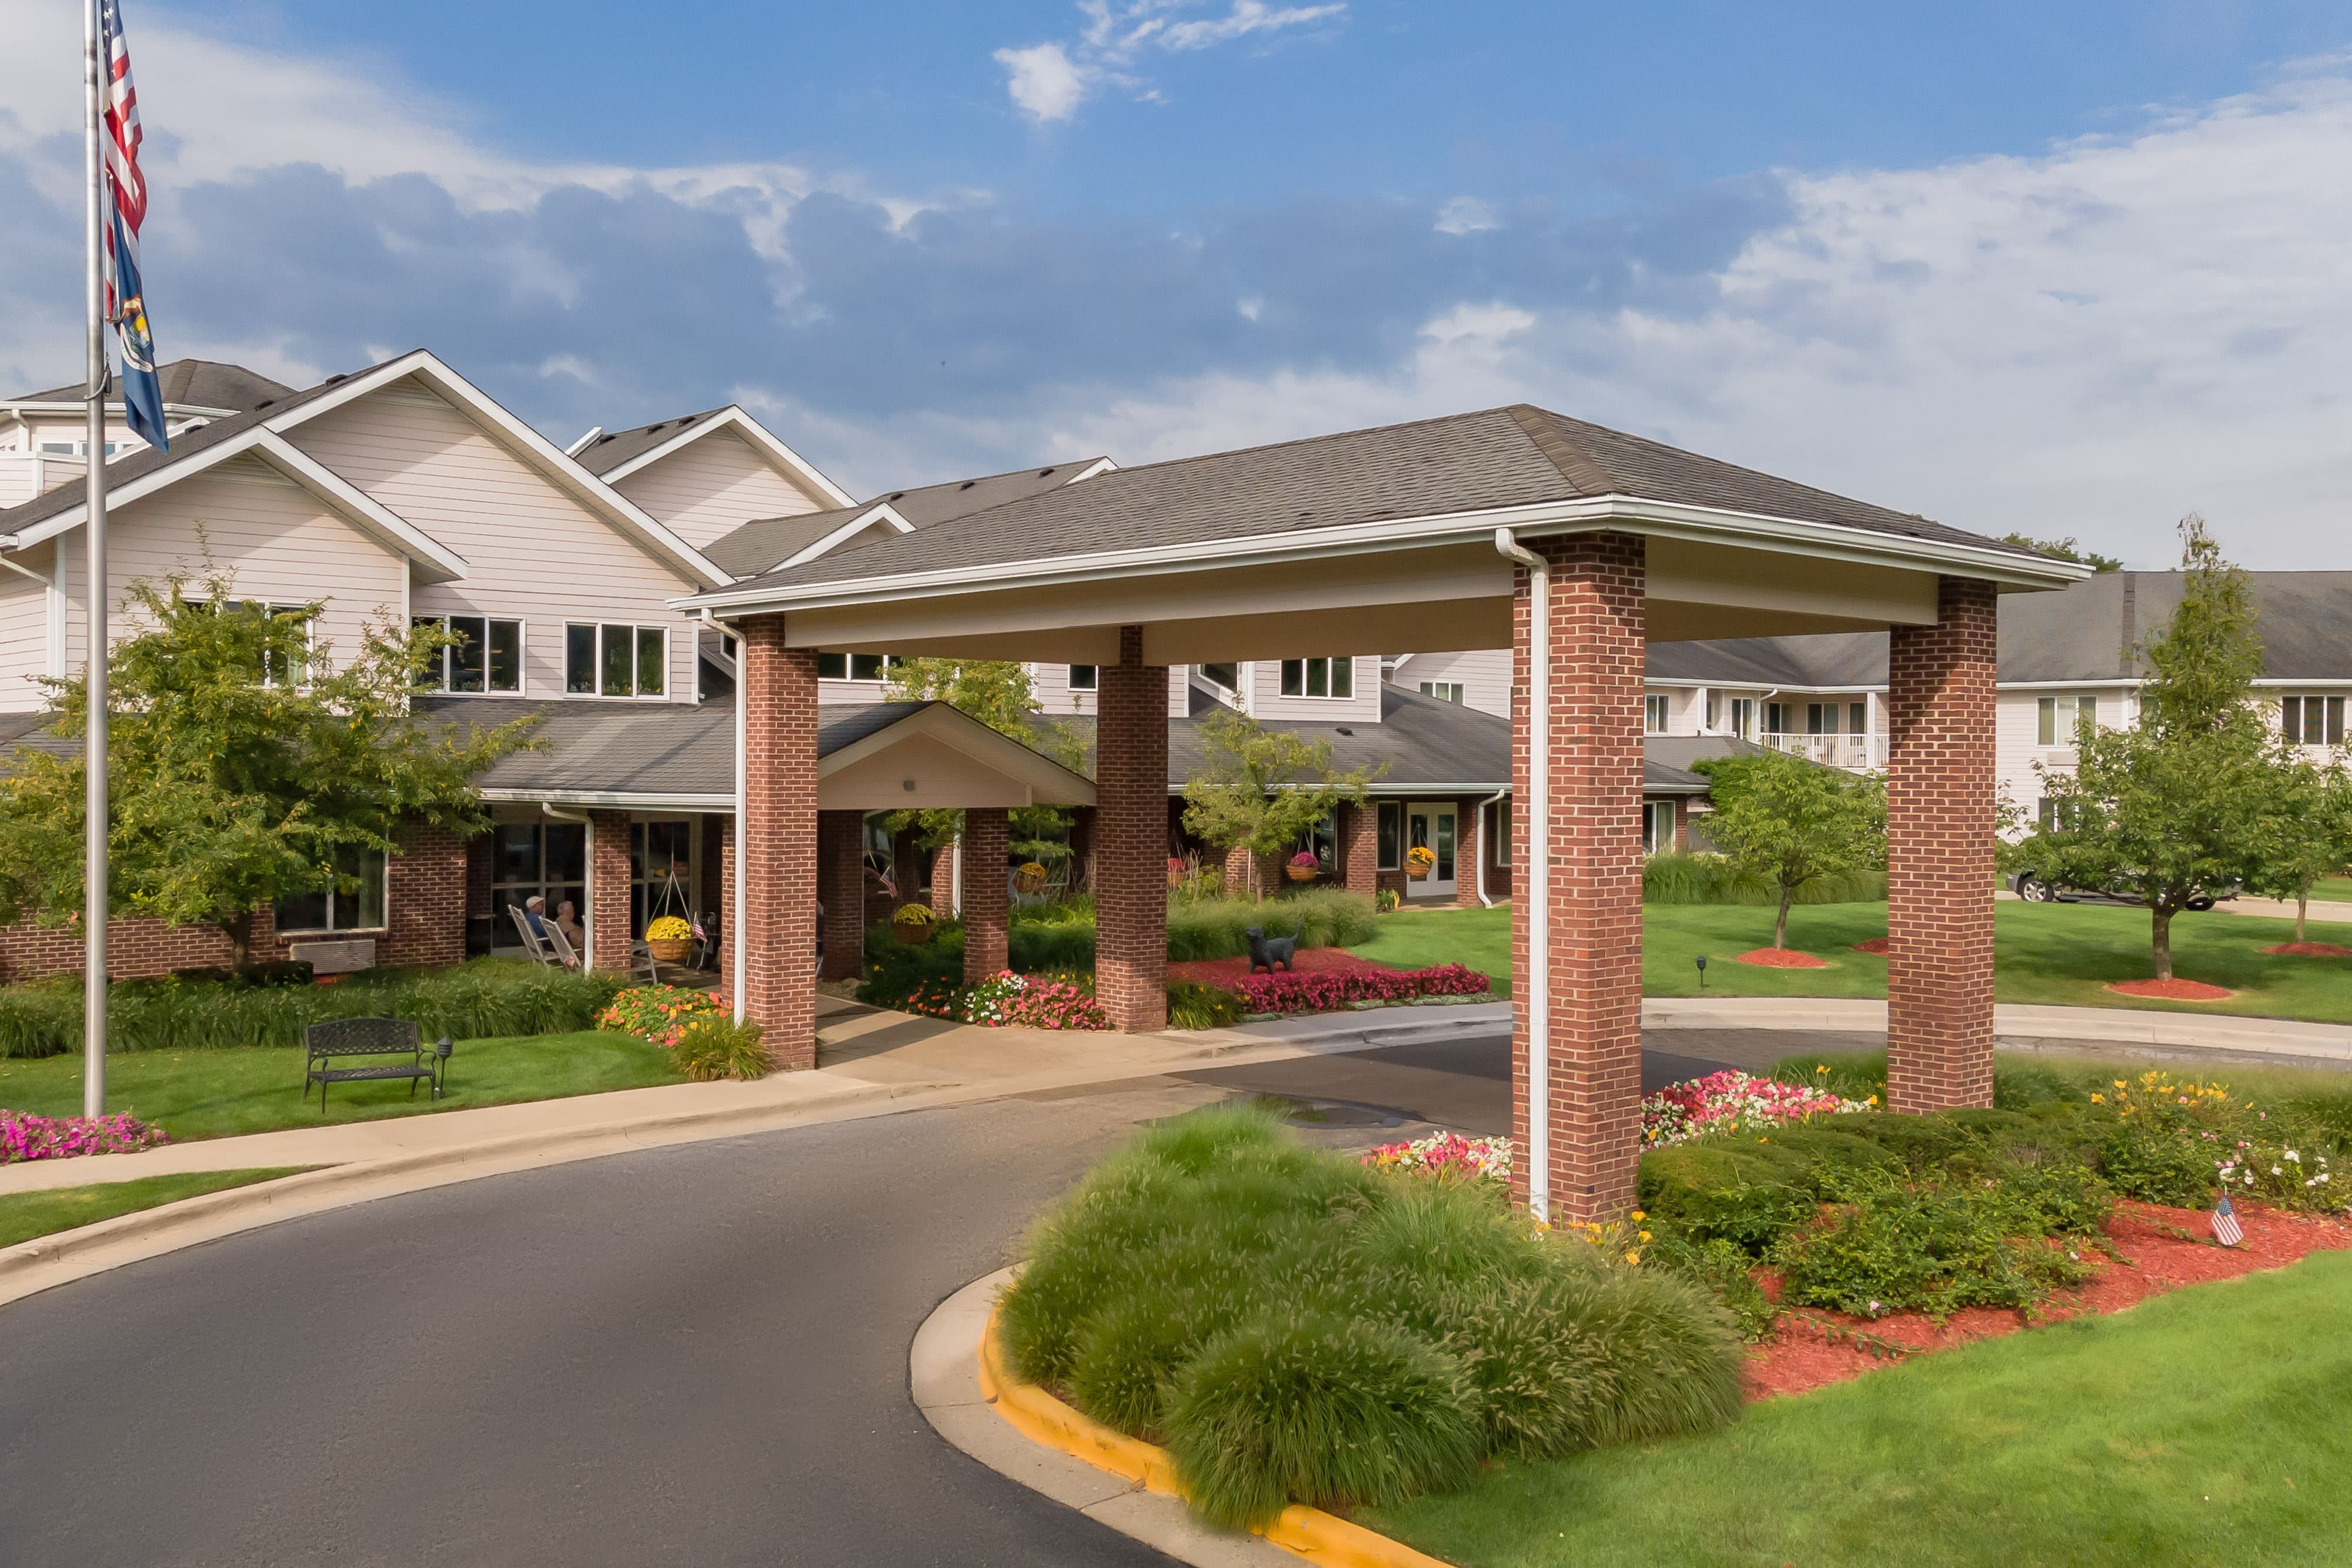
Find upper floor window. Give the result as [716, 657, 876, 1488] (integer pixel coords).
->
[1421, 681, 1465, 704]
[567, 623, 666, 698]
[1645, 694, 1670, 734]
[1725, 697, 1755, 738]
[2281, 694, 2346, 745]
[200, 597, 309, 688]
[1068, 664, 1099, 691]
[1280, 657, 1354, 699]
[2036, 694, 2099, 746]
[415, 615, 521, 695]
[815, 653, 897, 682]
[1198, 663, 1239, 692]
[1765, 701, 1793, 735]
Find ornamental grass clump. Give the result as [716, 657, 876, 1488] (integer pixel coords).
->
[996, 1105, 1743, 1528]
[666, 1014, 769, 1082]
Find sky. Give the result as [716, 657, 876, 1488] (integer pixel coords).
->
[2, 1, 2348, 569]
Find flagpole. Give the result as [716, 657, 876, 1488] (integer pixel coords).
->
[82, 0, 111, 1119]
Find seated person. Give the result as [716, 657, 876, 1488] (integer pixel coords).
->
[523, 895, 577, 967]
[553, 899, 586, 951]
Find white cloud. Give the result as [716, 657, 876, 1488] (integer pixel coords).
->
[1434, 196, 1501, 235]
[994, 1, 1348, 122]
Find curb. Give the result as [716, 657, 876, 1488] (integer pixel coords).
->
[911, 1268, 1450, 1568]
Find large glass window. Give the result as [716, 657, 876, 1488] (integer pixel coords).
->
[630, 819, 697, 937]
[414, 615, 522, 694]
[2281, 695, 2346, 745]
[487, 821, 587, 950]
[815, 653, 898, 682]
[1421, 681, 1465, 704]
[1765, 701, 1793, 734]
[1642, 802, 1672, 854]
[1646, 694, 1670, 734]
[1068, 664, 1098, 690]
[1376, 801, 1402, 871]
[275, 847, 386, 933]
[2036, 694, 2101, 746]
[1279, 657, 1354, 699]
[566, 623, 666, 697]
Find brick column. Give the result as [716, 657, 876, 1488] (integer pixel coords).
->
[1097, 626, 1169, 1032]
[1455, 795, 1485, 907]
[381, 819, 469, 967]
[1221, 843, 1253, 898]
[1886, 576, 1999, 1113]
[963, 807, 1010, 982]
[931, 842, 957, 918]
[741, 616, 820, 1069]
[817, 810, 864, 982]
[589, 810, 633, 976]
[1511, 534, 1646, 1223]
[1338, 801, 1379, 897]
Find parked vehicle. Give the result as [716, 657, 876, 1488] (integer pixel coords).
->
[2010, 871, 2222, 911]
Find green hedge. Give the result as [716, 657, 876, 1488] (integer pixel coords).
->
[1643, 852, 1887, 906]
[0, 959, 624, 1058]
[1166, 888, 1377, 960]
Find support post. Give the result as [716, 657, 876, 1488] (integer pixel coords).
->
[1886, 576, 1999, 1112]
[817, 810, 864, 983]
[963, 807, 1010, 982]
[589, 811, 632, 976]
[1096, 626, 1168, 1032]
[740, 616, 819, 1069]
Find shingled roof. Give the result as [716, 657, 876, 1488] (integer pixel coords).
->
[712, 403, 2052, 597]
[701, 457, 1108, 579]
[573, 410, 729, 476]
[10, 359, 293, 413]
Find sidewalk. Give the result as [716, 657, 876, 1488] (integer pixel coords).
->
[1643, 995, 2352, 1063]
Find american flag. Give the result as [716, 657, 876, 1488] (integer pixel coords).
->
[2211, 1190, 2244, 1248]
[99, 0, 166, 452]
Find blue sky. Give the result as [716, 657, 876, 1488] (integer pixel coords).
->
[4, 1, 2351, 566]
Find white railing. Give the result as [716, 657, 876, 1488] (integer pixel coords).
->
[1760, 731, 1886, 771]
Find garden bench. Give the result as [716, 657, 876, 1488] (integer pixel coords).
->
[303, 1017, 452, 1110]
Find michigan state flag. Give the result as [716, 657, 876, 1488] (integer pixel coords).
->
[100, 0, 166, 453]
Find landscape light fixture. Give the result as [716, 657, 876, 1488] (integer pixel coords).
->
[1695, 954, 1709, 989]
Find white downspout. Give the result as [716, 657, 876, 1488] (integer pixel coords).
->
[1494, 528, 1549, 1222]
[540, 801, 594, 972]
[951, 833, 964, 917]
[732, 650, 747, 1022]
[1474, 785, 1508, 908]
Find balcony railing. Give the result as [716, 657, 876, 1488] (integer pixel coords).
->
[1760, 731, 1886, 770]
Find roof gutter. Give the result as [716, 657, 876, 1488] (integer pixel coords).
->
[1494, 527, 1549, 1222]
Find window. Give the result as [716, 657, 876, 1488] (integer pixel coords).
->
[1483, 798, 1509, 864]
[2281, 695, 2346, 745]
[1806, 702, 1839, 735]
[1292, 810, 1337, 870]
[1279, 657, 1354, 698]
[1642, 801, 1672, 855]
[1727, 697, 1755, 739]
[566, 623, 666, 697]
[1849, 701, 1868, 735]
[2036, 694, 2100, 746]
[275, 847, 386, 933]
[1199, 663, 1239, 691]
[200, 597, 311, 688]
[814, 652, 898, 682]
[1376, 801, 1402, 870]
[1645, 694, 1670, 734]
[1420, 681, 1465, 704]
[1704, 690, 1720, 730]
[1068, 664, 1099, 691]
[487, 820, 587, 951]
[1765, 701, 1793, 735]
[632, 820, 697, 937]
[414, 615, 522, 694]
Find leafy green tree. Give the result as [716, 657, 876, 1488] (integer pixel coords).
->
[1691, 749, 1886, 949]
[0, 572, 533, 971]
[2001, 533, 2123, 573]
[2020, 516, 2276, 979]
[1180, 710, 1383, 900]
[2247, 754, 2352, 944]
[881, 657, 1086, 864]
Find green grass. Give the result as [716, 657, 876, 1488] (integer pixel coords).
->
[0, 1030, 683, 1142]
[1365, 1249, 2352, 1567]
[0, 1167, 313, 1249]
[1346, 901, 2352, 1024]
[2310, 875, 2352, 904]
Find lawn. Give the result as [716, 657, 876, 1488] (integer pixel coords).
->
[0, 1167, 313, 1249]
[1348, 900, 2352, 1024]
[1365, 1249, 2352, 1568]
[0, 1031, 683, 1143]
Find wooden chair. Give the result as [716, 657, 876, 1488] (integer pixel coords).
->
[508, 905, 559, 966]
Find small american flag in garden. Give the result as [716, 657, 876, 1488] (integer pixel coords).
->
[2211, 1191, 2244, 1248]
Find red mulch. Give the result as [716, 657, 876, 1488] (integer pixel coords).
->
[2106, 977, 2236, 1000]
[2261, 942, 2352, 957]
[1733, 947, 1830, 969]
[1166, 947, 1399, 987]
[1849, 937, 1891, 955]
[1743, 1200, 2352, 1400]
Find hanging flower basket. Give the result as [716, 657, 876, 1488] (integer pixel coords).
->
[893, 904, 937, 944]
[1014, 861, 1050, 896]
[1285, 851, 1320, 884]
[644, 916, 694, 962]
[1405, 845, 1437, 878]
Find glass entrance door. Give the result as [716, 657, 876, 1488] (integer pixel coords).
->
[1405, 803, 1458, 898]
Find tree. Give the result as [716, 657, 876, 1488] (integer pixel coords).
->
[0, 571, 533, 971]
[2021, 516, 2276, 979]
[881, 658, 1085, 865]
[2001, 533, 2123, 573]
[1180, 711, 1383, 900]
[2247, 754, 2352, 944]
[1692, 748, 1885, 949]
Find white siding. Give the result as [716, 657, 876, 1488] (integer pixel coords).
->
[0, 540, 52, 710]
[289, 381, 700, 701]
[55, 455, 407, 681]
[612, 429, 824, 550]
[1395, 648, 1511, 716]
[1241, 656, 1381, 723]
[1024, 661, 1189, 716]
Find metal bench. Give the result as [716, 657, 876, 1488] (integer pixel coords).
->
[303, 1017, 452, 1110]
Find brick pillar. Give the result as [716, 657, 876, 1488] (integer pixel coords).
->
[817, 810, 864, 982]
[964, 807, 1010, 982]
[930, 842, 957, 918]
[893, 825, 924, 908]
[379, 819, 469, 968]
[1886, 576, 1999, 1113]
[1338, 801, 1378, 897]
[741, 616, 820, 1069]
[1221, 843, 1252, 898]
[1097, 626, 1169, 1032]
[1511, 534, 1646, 1223]
[1067, 806, 1095, 895]
[589, 811, 632, 977]
[717, 815, 734, 997]
[1455, 795, 1485, 907]
[465, 828, 494, 956]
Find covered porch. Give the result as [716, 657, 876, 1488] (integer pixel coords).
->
[691, 405, 2084, 1221]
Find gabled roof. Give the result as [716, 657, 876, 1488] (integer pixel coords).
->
[8, 359, 293, 413]
[575, 404, 855, 511]
[693, 405, 2069, 611]
[700, 456, 1111, 579]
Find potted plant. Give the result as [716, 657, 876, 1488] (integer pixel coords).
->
[893, 904, 938, 945]
[1014, 861, 1050, 897]
[1405, 844, 1437, 879]
[1285, 851, 1321, 884]
[644, 915, 695, 963]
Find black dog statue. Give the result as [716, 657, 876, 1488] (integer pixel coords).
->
[1244, 926, 1297, 975]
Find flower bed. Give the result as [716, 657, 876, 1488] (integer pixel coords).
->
[597, 983, 722, 1048]
[1642, 1068, 1873, 1147]
[1, 1108, 169, 1163]
[1732, 947, 1829, 968]
[1362, 1131, 1512, 1186]
[2106, 977, 2234, 1000]
[894, 970, 1109, 1031]
[1229, 962, 1490, 1016]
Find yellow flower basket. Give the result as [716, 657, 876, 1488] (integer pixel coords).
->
[1405, 845, 1437, 877]
[1013, 861, 1050, 895]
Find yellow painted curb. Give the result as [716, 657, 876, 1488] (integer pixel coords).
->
[977, 1309, 1454, 1568]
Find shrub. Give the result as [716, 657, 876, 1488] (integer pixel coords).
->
[1165, 980, 1249, 1030]
[668, 1014, 769, 1081]
[598, 983, 723, 1047]
[1166, 888, 1378, 961]
[0, 1108, 169, 1163]
[1643, 852, 1887, 906]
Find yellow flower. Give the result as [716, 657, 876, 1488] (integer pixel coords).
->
[1629, 1210, 1646, 1222]
[2090, 1093, 2104, 1105]
[1867, 1095, 1880, 1106]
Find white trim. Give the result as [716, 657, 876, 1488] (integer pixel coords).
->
[814, 702, 1097, 804]
[1065, 457, 1118, 483]
[563, 426, 603, 458]
[482, 787, 736, 810]
[683, 492, 2089, 618]
[774, 503, 916, 571]
[594, 405, 855, 510]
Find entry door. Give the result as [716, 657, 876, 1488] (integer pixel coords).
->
[1405, 803, 1458, 898]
